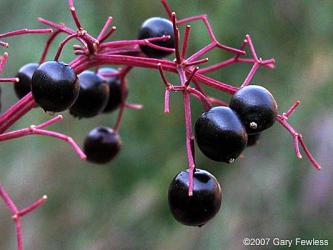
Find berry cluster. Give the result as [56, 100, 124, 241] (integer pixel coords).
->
[0, 0, 321, 249]
[15, 60, 124, 164]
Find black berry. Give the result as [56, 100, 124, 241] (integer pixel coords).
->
[15, 63, 39, 99]
[229, 85, 278, 134]
[31, 61, 80, 112]
[138, 17, 175, 58]
[70, 70, 109, 118]
[84, 127, 121, 164]
[247, 133, 261, 147]
[168, 169, 222, 227]
[97, 67, 125, 113]
[195, 106, 248, 163]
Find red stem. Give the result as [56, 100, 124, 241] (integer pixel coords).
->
[0, 28, 52, 39]
[0, 52, 9, 73]
[54, 33, 78, 61]
[0, 93, 36, 133]
[178, 67, 195, 196]
[181, 25, 191, 59]
[40, 30, 62, 64]
[0, 77, 19, 83]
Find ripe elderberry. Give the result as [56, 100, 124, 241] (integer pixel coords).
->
[83, 127, 121, 164]
[97, 67, 125, 113]
[138, 17, 175, 58]
[229, 85, 278, 134]
[195, 106, 248, 163]
[15, 63, 39, 99]
[31, 61, 80, 112]
[70, 70, 110, 118]
[168, 169, 222, 227]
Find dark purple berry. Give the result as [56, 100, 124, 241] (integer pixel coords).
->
[168, 169, 222, 227]
[84, 127, 121, 164]
[31, 61, 80, 112]
[15, 63, 39, 99]
[229, 85, 278, 134]
[97, 67, 126, 113]
[195, 106, 248, 163]
[70, 70, 109, 118]
[247, 133, 261, 147]
[138, 17, 175, 58]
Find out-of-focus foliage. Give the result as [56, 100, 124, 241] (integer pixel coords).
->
[0, 1, 332, 249]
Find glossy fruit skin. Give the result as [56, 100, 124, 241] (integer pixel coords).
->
[229, 85, 278, 134]
[168, 169, 222, 227]
[15, 63, 39, 99]
[195, 106, 248, 163]
[247, 133, 261, 147]
[31, 61, 80, 112]
[70, 71, 110, 118]
[138, 17, 175, 58]
[84, 127, 121, 164]
[97, 67, 126, 113]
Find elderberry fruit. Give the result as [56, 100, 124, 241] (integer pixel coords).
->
[97, 67, 126, 113]
[168, 169, 222, 226]
[70, 70, 109, 118]
[15, 63, 39, 99]
[84, 127, 121, 164]
[195, 106, 248, 163]
[32, 61, 80, 112]
[138, 17, 175, 58]
[247, 133, 261, 147]
[229, 85, 278, 134]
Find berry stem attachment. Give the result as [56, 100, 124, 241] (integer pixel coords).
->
[54, 33, 78, 61]
[241, 62, 260, 88]
[40, 30, 62, 64]
[178, 67, 195, 196]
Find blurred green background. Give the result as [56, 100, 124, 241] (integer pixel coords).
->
[0, 0, 333, 249]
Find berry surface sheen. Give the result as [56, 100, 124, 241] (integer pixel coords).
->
[15, 63, 39, 99]
[229, 85, 278, 134]
[168, 169, 222, 226]
[195, 106, 248, 163]
[84, 127, 122, 164]
[138, 17, 175, 58]
[70, 70, 110, 118]
[97, 67, 125, 113]
[31, 61, 80, 112]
